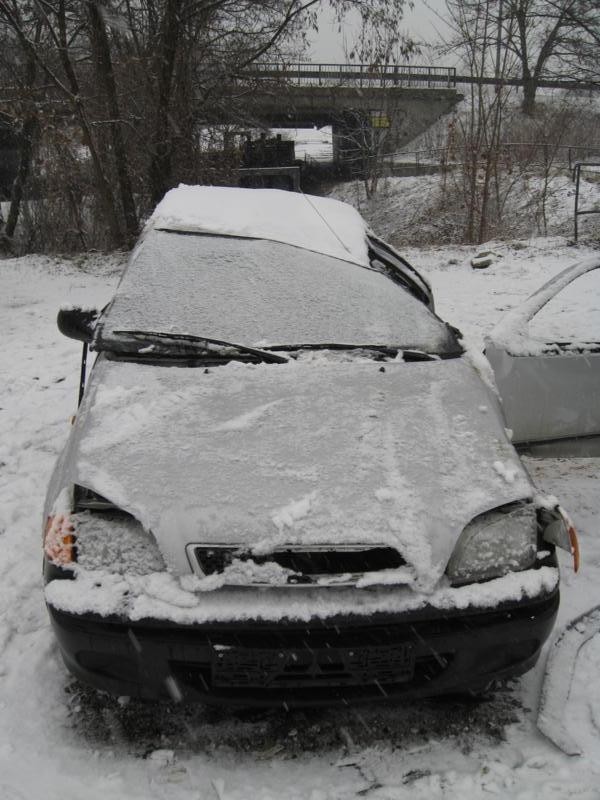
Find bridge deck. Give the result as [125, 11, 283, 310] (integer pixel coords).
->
[247, 62, 600, 93]
[249, 63, 456, 89]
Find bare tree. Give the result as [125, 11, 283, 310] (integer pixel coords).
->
[442, 0, 519, 242]
[0, 7, 41, 250]
[87, 1, 138, 243]
[339, 6, 417, 197]
[506, 0, 589, 114]
[0, 0, 411, 251]
[441, 0, 600, 115]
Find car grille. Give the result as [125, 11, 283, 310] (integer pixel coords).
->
[192, 545, 406, 578]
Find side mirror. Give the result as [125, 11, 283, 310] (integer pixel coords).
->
[57, 307, 99, 343]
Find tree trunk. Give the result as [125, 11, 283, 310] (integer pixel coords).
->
[0, 196, 6, 253]
[4, 114, 38, 242]
[87, 1, 139, 245]
[522, 76, 537, 115]
[1, 17, 40, 250]
[54, 1, 123, 246]
[149, 0, 181, 205]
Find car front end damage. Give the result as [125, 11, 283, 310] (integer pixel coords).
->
[43, 500, 562, 706]
[45, 563, 559, 706]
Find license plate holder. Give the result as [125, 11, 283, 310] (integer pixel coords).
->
[211, 641, 415, 688]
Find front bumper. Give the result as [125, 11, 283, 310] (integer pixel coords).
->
[47, 580, 559, 707]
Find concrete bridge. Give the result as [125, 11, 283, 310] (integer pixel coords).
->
[246, 63, 463, 163]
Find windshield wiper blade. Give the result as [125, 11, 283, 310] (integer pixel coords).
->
[268, 343, 441, 361]
[108, 330, 288, 364]
[269, 343, 440, 359]
[268, 343, 400, 358]
[400, 349, 438, 362]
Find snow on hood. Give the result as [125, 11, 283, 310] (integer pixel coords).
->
[145, 185, 370, 267]
[51, 354, 532, 593]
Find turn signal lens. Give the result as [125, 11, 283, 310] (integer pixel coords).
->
[558, 506, 580, 573]
[44, 513, 76, 565]
[541, 504, 580, 573]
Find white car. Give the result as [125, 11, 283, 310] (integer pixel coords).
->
[43, 186, 569, 706]
[486, 258, 600, 456]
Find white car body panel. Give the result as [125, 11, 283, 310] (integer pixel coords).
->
[486, 257, 600, 446]
[486, 343, 600, 444]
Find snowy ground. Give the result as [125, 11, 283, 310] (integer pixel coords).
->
[1, 235, 600, 799]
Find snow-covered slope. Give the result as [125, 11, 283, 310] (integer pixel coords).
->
[331, 173, 600, 247]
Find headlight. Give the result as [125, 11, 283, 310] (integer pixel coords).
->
[446, 502, 537, 586]
[74, 510, 166, 575]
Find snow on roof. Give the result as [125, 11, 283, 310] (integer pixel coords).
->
[146, 185, 370, 266]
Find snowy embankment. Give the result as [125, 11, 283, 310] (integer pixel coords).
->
[1, 236, 600, 799]
[332, 172, 600, 247]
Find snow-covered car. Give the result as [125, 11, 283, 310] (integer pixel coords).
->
[486, 258, 600, 456]
[44, 186, 565, 706]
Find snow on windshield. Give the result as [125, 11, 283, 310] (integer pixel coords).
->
[147, 185, 369, 265]
[489, 256, 600, 354]
[99, 231, 455, 353]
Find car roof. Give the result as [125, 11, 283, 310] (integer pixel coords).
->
[146, 185, 370, 267]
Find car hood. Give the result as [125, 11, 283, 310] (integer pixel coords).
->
[50, 354, 532, 592]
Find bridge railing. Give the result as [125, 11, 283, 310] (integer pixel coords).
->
[248, 63, 456, 89]
[384, 141, 600, 171]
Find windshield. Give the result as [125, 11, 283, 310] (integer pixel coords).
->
[96, 231, 459, 357]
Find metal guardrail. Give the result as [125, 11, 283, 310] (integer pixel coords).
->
[301, 139, 600, 172]
[573, 161, 600, 242]
[568, 146, 600, 172]
[249, 63, 457, 89]
[389, 142, 600, 170]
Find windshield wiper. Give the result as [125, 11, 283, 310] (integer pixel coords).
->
[268, 343, 439, 361]
[401, 349, 439, 362]
[269, 343, 398, 357]
[105, 330, 288, 364]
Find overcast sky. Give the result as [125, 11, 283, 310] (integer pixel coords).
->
[306, 0, 449, 62]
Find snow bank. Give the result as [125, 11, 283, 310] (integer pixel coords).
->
[331, 172, 600, 247]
